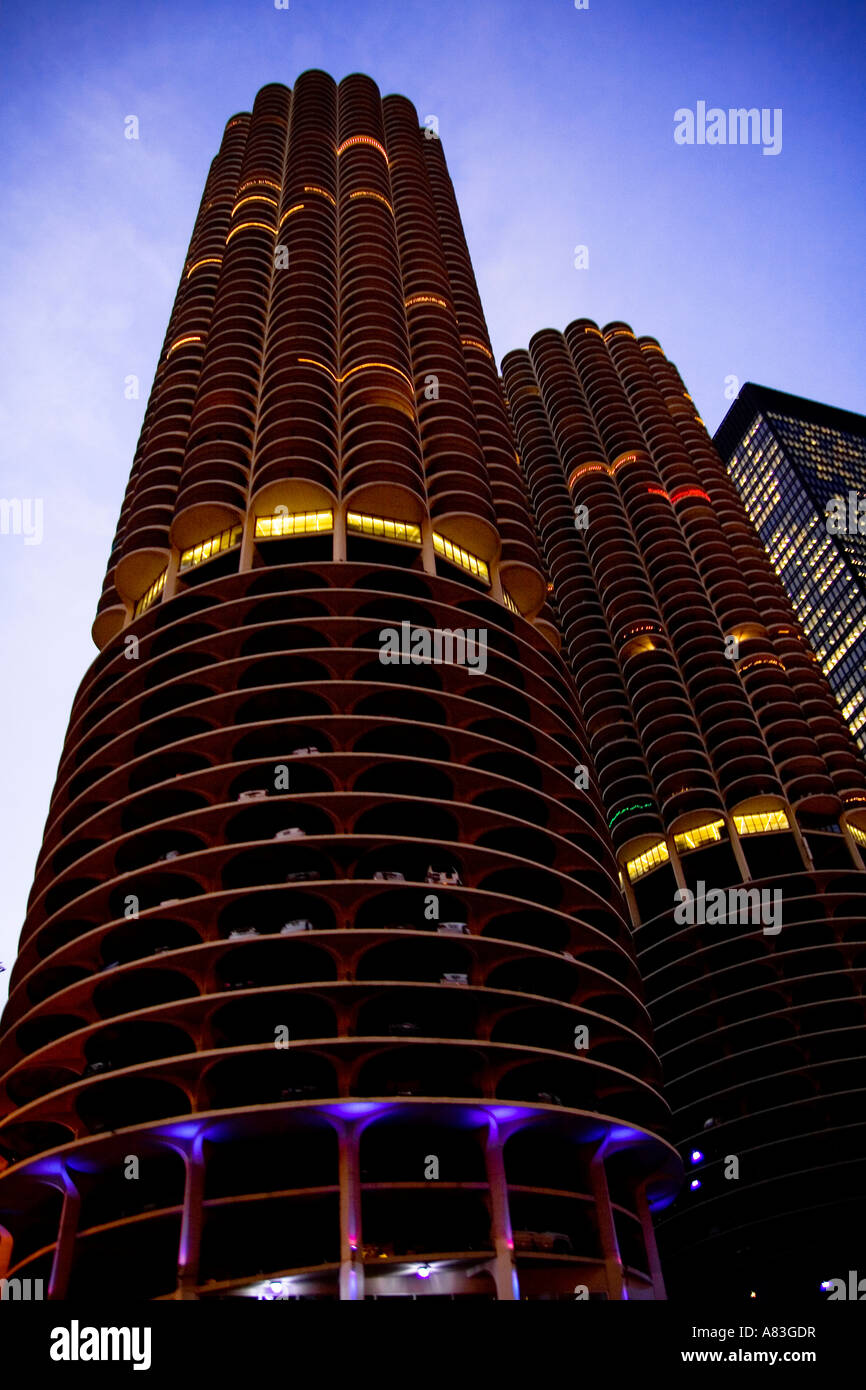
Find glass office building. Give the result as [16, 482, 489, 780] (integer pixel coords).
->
[715, 384, 866, 753]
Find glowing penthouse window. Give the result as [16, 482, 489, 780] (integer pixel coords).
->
[624, 839, 670, 883]
[346, 511, 421, 544]
[734, 809, 790, 836]
[179, 524, 243, 573]
[432, 532, 490, 585]
[674, 819, 726, 854]
[255, 510, 334, 538]
[133, 568, 167, 617]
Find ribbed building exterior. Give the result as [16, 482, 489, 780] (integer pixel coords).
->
[502, 328, 866, 1297]
[0, 74, 679, 1302]
[714, 383, 866, 756]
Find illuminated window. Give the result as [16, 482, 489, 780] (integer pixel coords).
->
[734, 810, 789, 836]
[255, 510, 334, 539]
[609, 800, 654, 828]
[297, 358, 414, 390]
[166, 334, 203, 358]
[738, 655, 784, 673]
[336, 135, 389, 160]
[625, 839, 670, 882]
[303, 185, 336, 206]
[849, 824, 866, 848]
[461, 336, 494, 361]
[225, 220, 275, 243]
[671, 486, 711, 504]
[238, 177, 281, 194]
[674, 820, 726, 854]
[278, 204, 306, 226]
[232, 194, 278, 215]
[186, 257, 223, 279]
[347, 511, 421, 544]
[502, 589, 519, 614]
[432, 532, 490, 585]
[179, 525, 243, 574]
[348, 190, 393, 212]
[405, 293, 448, 310]
[568, 463, 609, 487]
[134, 568, 167, 617]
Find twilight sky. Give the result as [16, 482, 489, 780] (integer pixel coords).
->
[0, 0, 864, 1004]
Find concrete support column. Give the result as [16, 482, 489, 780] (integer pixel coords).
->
[162, 548, 181, 601]
[726, 817, 752, 882]
[420, 518, 437, 577]
[667, 840, 688, 893]
[175, 1133, 207, 1299]
[634, 1183, 666, 1300]
[590, 1146, 625, 1301]
[239, 511, 257, 573]
[48, 1170, 81, 1301]
[786, 808, 815, 871]
[338, 1122, 364, 1301]
[620, 870, 641, 927]
[485, 1118, 518, 1300]
[333, 502, 347, 563]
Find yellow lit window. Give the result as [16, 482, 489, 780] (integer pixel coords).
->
[232, 194, 278, 215]
[166, 334, 203, 357]
[348, 190, 393, 212]
[134, 568, 167, 617]
[186, 257, 222, 279]
[431, 532, 490, 585]
[502, 590, 519, 614]
[225, 220, 275, 243]
[336, 135, 389, 161]
[346, 511, 422, 544]
[303, 185, 336, 206]
[461, 336, 494, 361]
[734, 810, 789, 836]
[849, 824, 866, 848]
[405, 293, 448, 310]
[625, 839, 670, 883]
[278, 204, 305, 226]
[179, 524, 243, 574]
[297, 358, 414, 390]
[674, 820, 726, 854]
[255, 510, 334, 538]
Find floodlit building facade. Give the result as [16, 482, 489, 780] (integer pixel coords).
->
[0, 74, 679, 1301]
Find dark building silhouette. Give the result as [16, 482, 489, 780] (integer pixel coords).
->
[0, 74, 678, 1302]
[502, 332, 866, 1297]
[715, 383, 866, 756]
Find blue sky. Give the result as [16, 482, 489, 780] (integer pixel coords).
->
[1, 0, 864, 1003]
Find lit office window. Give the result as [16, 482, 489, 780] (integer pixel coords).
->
[625, 839, 670, 883]
[346, 511, 421, 544]
[255, 510, 334, 538]
[734, 809, 789, 836]
[179, 524, 243, 573]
